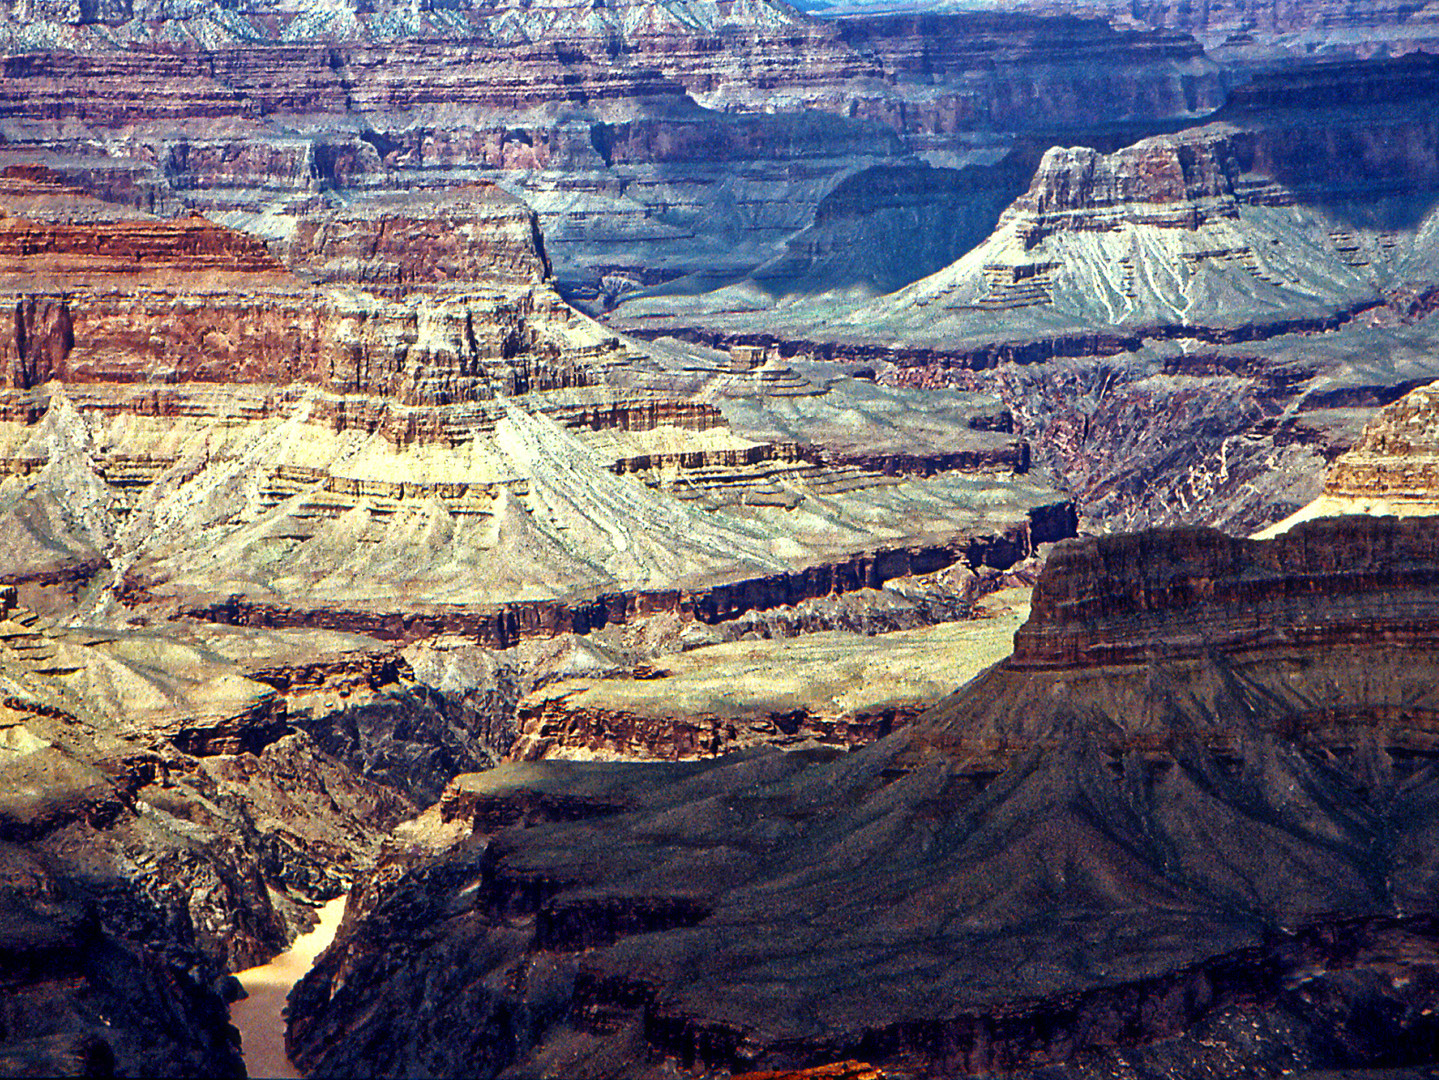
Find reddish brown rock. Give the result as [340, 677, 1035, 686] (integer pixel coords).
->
[0, 172, 580, 406]
[284, 184, 552, 291]
[1006, 516, 1439, 670]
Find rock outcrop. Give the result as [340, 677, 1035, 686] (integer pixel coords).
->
[614, 48, 1439, 537]
[285, 515, 1439, 1079]
[0, 597, 414, 1076]
[0, 6, 1227, 299]
[1005, 516, 1439, 669]
[1323, 379, 1439, 509]
[613, 117, 1402, 346]
[0, 168, 1072, 640]
[282, 185, 553, 292]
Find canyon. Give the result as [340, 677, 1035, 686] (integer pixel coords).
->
[286, 514, 1439, 1080]
[0, 0, 1436, 1077]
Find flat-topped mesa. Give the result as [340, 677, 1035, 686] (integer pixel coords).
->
[1006, 129, 1289, 244]
[1324, 380, 1439, 508]
[1009, 516, 1439, 670]
[284, 185, 552, 292]
[0, 171, 590, 403]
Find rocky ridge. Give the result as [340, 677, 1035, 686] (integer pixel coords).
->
[1248, 373, 1439, 539]
[612, 113, 1435, 348]
[509, 582, 1034, 762]
[0, 169, 1074, 645]
[286, 514, 1439, 1079]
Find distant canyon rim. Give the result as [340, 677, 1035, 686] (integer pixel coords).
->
[3, 0, 1439, 1078]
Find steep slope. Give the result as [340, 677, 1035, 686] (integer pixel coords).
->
[0, 584, 415, 1076]
[0, 170, 1071, 643]
[0, 9, 1225, 298]
[614, 123, 1399, 344]
[286, 515, 1439, 1079]
[609, 53, 1439, 537]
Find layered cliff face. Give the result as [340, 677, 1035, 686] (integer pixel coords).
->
[286, 515, 1439, 1079]
[1017, 0, 1439, 52]
[281, 185, 553, 291]
[510, 582, 1034, 761]
[0, 142, 1091, 1077]
[1254, 375, 1439, 535]
[0, 170, 1070, 648]
[0, 6, 1228, 301]
[1324, 380, 1439, 507]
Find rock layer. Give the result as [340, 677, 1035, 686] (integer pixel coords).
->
[1325, 380, 1439, 509]
[286, 514, 1439, 1079]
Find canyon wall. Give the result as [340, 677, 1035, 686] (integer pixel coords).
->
[1009, 515, 1439, 668]
[286, 518, 1439, 1079]
[0, 8, 1228, 298]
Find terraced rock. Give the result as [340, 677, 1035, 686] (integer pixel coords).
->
[285, 515, 1439, 1080]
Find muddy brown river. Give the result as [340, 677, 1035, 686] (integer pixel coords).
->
[231, 897, 347, 1079]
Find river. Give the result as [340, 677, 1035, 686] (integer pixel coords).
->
[230, 896, 347, 1080]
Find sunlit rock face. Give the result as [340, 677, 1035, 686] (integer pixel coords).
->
[1324, 380, 1439, 509]
[1255, 375, 1439, 534]
[609, 47, 1439, 539]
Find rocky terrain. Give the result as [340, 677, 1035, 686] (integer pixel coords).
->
[510, 581, 1034, 761]
[1024, 0, 1439, 54]
[0, 583, 411, 1076]
[0, 1, 1438, 1077]
[0, 84, 1084, 1075]
[816, 0, 1439, 58]
[0, 3, 1228, 305]
[612, 49, 1439, 536]
[0, 168, 1066, 634]
[285, 515, 1439, 1079]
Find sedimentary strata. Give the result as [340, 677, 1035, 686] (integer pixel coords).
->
[172, 508, 1071, 646]
[0, 5, 1228, 298]
[1323, 380, 1439, 510]
[510, 586, 1032, 761]
[286, 515, 1439, 1079]
[0, 589, 413, 1076]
